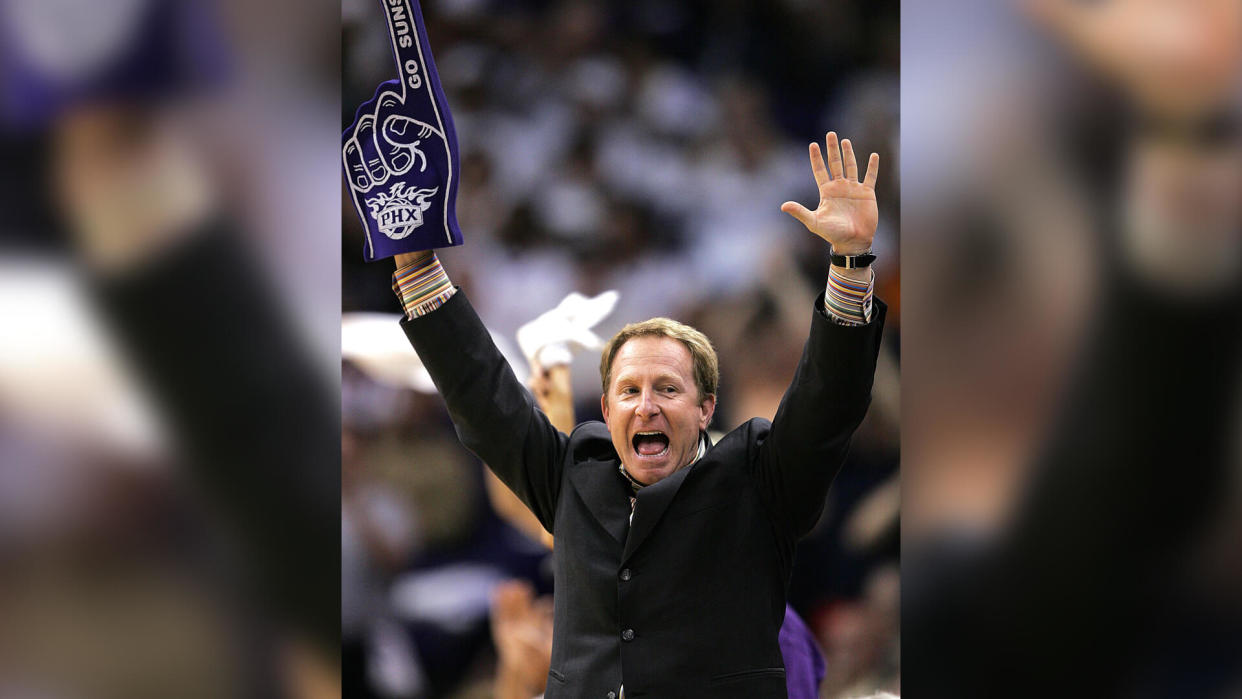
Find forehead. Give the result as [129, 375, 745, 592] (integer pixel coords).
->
[610, 336, 694, 383]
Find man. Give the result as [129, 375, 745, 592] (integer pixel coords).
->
[396, 132, 885, 698]
[486, 355, 828, 699]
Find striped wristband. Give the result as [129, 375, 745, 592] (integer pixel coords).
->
[392, 253, 456, 319]
[824, 267, 874, 325]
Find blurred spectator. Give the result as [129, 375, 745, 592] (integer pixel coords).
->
[2, 0, 342, 696]
[490, 580, 554, 699]
[903, 1, 1241, 696]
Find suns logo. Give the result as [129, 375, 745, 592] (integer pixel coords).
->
[365, 182, 438, 240]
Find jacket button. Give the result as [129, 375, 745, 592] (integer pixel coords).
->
[619, 568, 632, 581]
[607, 693, 616, 699]
[621, 628, 635, 642]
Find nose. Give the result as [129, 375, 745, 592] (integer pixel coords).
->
[636, 389, 660, 419]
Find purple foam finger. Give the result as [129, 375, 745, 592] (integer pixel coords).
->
[342, 0, 463, 261]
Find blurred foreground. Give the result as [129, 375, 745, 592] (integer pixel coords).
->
[903, 0, 1242, 696]
[1, 0, 341, 696]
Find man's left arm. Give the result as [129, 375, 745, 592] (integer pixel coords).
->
[755, 132, 888, 540]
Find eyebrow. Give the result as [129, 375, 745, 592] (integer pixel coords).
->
[613, 372, 685, 388]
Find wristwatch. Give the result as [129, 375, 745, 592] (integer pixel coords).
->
[830, 249, 876, 269]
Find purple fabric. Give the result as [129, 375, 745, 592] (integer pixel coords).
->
[342, 0, 463, 261]
[0, 0, 229, 129]
[780, 605, 827, 699]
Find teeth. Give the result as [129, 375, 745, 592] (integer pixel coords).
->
[636, 431, 664, 436]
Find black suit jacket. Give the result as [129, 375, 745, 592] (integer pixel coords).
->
[404, 289, 885, 698]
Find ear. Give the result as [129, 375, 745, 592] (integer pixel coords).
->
[600, 393, 610, 425]
[698, 394, 716, 430]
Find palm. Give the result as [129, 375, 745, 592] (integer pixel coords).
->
[814, 178, 878, 250]
[782, 132, 880, 255]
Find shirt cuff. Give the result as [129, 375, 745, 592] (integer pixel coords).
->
[824, 267, 875, 326]
[393, 252, 457, 319]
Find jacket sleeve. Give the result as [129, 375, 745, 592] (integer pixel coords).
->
[752, 294, 887, 542]
[401, 290, 566, 532]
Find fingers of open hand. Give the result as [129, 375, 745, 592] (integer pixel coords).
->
[842, 138, 860, 181]
[787, 133, 880, 232]
[863, 152, 880, 189]
[781, 201, 815, 230]
[809, 141, 830, 189]
[826, 134, 880, 189]
[825, 131, 845, 180]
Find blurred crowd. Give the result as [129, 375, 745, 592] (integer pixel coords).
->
[342, 0, 899, 697]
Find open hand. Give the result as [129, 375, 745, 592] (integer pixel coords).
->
[781, 132, 879, 255]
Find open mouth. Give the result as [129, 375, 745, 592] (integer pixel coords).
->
[632, 431, 670, 459]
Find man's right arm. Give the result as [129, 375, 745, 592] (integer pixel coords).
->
[395, 252, 566, 532]
[485, 363, 573, 548]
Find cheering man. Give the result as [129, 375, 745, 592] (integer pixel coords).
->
[390, 130, 885, 698]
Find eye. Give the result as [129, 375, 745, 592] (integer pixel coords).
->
[621, 386, 638, 395]
[663, 385, 678, 394]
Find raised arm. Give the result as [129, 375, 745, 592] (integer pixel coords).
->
[343, 0, 564, 529]
[394, 253, 568, 533]
[484, 362, 573, 548]
[781, 131, 880, 307]
[756, 132, 888, 540]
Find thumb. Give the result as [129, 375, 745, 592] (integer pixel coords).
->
[781, 201, 815, 230]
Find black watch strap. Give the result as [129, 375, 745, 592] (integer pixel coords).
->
[830, 250, 876, 269]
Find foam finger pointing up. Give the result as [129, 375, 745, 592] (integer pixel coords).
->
[381, 0, 426, 99]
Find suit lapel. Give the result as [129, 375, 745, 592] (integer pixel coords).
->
[622, 459, 696, 563]
[568, 458, 631, 546]
[569, 432, 716, 558]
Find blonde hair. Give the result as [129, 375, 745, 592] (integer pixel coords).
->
[599, 318, 719, 401]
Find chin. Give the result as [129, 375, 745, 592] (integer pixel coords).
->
[629, 461, 671, 484]
[625, 452, 688, 486]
